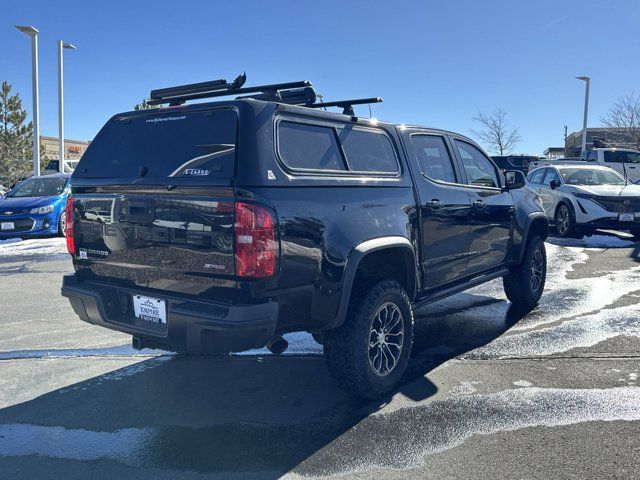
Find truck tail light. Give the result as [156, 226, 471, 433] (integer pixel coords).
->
[65, 196, 75, 256]
[234, 202, 277, 278]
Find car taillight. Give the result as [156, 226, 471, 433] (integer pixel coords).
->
[65, 196, 75, 256]
[234, 202, 277, 278]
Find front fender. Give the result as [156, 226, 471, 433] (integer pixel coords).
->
[518, 212, 549, 262]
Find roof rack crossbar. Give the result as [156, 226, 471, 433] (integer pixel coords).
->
[148, 73, 313, 106]
[308, 97, 383, 115]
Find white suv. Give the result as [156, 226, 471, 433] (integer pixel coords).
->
[527, 164, 640, 239]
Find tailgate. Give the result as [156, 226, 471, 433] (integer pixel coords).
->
[74, 191, 235, 279]
[69, 105, 241, 293]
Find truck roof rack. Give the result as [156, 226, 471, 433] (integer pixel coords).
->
[148, 73, 316, 106]
[307, 97, 383, 116]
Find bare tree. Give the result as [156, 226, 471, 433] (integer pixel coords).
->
[600, 92, 640, 150]
[471, 108, 521, 155]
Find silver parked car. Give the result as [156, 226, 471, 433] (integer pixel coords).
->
[526, 165, 640, 239]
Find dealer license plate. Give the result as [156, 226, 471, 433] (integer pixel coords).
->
[619, 213, 634, 222]
[133, 295, 167, 325]
[1, 222, 15, 231]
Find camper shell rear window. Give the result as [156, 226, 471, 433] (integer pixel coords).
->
[74, 107, 238, 180]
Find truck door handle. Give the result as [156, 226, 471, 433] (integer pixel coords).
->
[427, 199, 444, 209]
[473, 199, 486, 209]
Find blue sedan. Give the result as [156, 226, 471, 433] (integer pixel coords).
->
[0, 174, 71, 238]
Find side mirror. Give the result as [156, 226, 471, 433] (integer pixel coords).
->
[505, 170, 526, 190]
[550, 179, 559, 189]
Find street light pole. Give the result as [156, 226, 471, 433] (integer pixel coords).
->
[15, 25, 40, 177]
[58, 40, 77, 173]
[577, 76, 590, 155]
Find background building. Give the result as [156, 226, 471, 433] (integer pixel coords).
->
[565, 128, 639, 156]
[40, 136, 90, 160]
[543, 147, 565, 158]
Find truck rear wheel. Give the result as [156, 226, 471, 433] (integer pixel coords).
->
[503, 236, 546, 309]
[324, 280, 414, 399]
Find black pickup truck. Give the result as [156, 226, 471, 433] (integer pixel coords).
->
[62, 76, 549, 398]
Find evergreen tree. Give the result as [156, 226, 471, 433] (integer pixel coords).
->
[0, 81, 34, 184]
[134, 98, 159, 111]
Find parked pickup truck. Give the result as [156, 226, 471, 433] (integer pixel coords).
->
[581, 148, 640, 183]
[61, 75, 549, 398]
[529, 149, 640, 183]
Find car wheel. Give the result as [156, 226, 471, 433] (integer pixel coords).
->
[503, 236, 547, 310]
[555, 203, 582, 239]
[324, 280, 414, 400]
[58, 212, 66, 237]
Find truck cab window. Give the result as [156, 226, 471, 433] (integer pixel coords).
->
[410, 135, 457, 183]
[455, 140, 499, 188]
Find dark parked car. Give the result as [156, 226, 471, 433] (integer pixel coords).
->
[62, 75, 549, 398]
[491, 155, 539, 175]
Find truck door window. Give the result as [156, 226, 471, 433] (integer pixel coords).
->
[410, 135, 457, 183]
[455, 140, 499, 188]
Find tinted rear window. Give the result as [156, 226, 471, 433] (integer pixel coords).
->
[74, 108, 237, 179]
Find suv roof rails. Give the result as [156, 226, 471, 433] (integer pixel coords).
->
[308, 97, 383, 116]
[148, 73, 316, 107]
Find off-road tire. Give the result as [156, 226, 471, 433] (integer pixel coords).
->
[324, 280, 414, 400]
[503, 236, 546, 309]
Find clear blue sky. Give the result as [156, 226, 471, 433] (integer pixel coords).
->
[2, 0, 638, 155]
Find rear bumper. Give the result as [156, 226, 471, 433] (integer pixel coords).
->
[61, 274, 278, 353]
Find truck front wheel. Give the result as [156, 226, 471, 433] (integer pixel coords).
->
[324, 280, 414, 399]
[503, 236, 547, 309]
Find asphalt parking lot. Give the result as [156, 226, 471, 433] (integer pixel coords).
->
[1, 234, 639, 479]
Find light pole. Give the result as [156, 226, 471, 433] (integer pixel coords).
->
[15, 25, 40, 177]
[58, 40, 77, 173]
[577, 76, 590, 155]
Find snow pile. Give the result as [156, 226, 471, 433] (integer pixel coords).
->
[0, 237, 68, 257]
[548, 233, 635, 249]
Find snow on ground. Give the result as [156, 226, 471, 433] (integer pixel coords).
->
[547, 233, 635, 249]
[0, 237, 68, 257]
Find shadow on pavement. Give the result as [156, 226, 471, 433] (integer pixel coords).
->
[0, 296, 531, 479]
